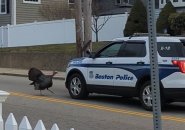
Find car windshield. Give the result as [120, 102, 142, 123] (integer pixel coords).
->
[157, 42, 185, 57]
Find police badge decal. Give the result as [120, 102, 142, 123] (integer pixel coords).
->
[89, 71, 94, 78]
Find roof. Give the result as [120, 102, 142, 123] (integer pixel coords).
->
[113, 36, 184, 43]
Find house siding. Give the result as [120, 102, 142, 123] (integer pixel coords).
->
[0, 14, 11, 26]
[0, 0, 11, 26]
[16, 0, 73, 24]
[176, 7, 185, 13]
[99, 0, 115, 10]
[159, 0, 185, 10]
[95, 0, 132, 15]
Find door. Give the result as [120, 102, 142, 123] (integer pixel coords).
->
[113, 41, 148, 87]
[87, 42, 122, 86]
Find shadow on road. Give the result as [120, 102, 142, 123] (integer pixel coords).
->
[86, 94, 185, 112]
[87, 94, 142, 110]
[164, 102, 185, 113]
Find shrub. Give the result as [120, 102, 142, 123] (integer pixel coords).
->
[156, 1, 176, 34]
[168, 13, 185, 35]
[123, 0, 147, 37]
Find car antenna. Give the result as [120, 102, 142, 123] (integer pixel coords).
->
[129, 33, 140, 39]
[129, 34, 134, 39]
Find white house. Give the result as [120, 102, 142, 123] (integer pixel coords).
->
[159, 0, 185, 12]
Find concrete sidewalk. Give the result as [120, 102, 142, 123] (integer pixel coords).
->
[0, 68, 65, 80]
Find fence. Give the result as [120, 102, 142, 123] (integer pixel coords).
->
[0, 10, 161, 48]
[0, 90, 75, 130]
[5, 113, 75, 130]
[0, 26, 8, 47]
[0, 14, 128, 47]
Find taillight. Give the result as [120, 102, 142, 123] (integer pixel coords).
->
[172, 60, 185, 73]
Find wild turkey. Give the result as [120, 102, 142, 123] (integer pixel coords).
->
[28, 67, 57, 95]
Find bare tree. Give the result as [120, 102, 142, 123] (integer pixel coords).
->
[92, 0, 111, 42]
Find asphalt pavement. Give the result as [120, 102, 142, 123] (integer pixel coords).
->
[0, 68, 65, 80]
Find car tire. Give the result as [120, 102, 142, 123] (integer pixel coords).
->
[139, 81, 165, 111]
[139, 81, 153, 111]
[67, 73, 89, 99]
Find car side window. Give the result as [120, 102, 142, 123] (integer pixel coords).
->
[157, 42, 185, 57]
[97, 43, 122, 58]
[118, 42, 146, 57]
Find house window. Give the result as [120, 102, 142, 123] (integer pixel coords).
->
[23, 0, 41, 4]
[161, 0, 163, 4]
[68, 0, 75, 9]
[173, 0, 178, 2]
[115, 0, 134, 5]
[117, 0, 121, 4]
[166, 0, 170, 3]
[115, 0, 121, 4]
[123, 0, 128, 3]
[126, 0, 134, 5]
[0, 0, 7, 14]
[183, 0, 185, 2]
[68, 0, 75, 4]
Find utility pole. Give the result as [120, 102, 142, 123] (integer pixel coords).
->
[75, 0, 83, 57]
[83, 0, 92, 54]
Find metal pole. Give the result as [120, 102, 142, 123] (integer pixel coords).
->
[147, 0, 162, 130]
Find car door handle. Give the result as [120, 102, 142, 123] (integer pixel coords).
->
[137, 62, 145, 65]
[106, 61, 112, 64]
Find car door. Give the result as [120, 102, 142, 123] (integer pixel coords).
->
[113, 41, 148, 88]
[86, 42, 122, 86]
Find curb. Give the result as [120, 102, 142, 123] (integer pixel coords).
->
[0, 73, 65, 80]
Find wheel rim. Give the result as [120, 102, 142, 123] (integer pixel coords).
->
[70, 77, 82, 96]
[142, 85, 152, 107]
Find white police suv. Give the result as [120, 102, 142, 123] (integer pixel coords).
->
[65, 36, 185, 110]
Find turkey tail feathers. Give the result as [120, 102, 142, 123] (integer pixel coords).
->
[28, 67, 43, 81]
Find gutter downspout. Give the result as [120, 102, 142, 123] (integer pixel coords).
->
[11, 0, 16, 25]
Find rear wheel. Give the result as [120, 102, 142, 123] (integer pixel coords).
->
[139, 81, 165, 111]
[67, 73, 89, 99]
[140, 81, 153, 111]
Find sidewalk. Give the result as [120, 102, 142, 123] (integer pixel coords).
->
[0, 68, 65, 80]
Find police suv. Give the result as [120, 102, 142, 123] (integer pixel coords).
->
[65, 36, 185, 110]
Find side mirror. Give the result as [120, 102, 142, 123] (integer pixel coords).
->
[90, 53, 96, 59]
[86, 49, 91, 56]
[86, 50, 96, 59]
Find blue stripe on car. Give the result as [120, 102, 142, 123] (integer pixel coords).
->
[70, 64, 179, 80]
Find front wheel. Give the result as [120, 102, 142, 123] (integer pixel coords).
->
[67, 73, 89, 99]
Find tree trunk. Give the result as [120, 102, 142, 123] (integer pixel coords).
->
[96, 31, 98, 42]
[95, 18, 98, 42]
[83, 0, 92, 53]
[75, 0, 83, 57]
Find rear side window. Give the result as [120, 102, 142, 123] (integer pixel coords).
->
[157, 42, 185, 57]
[118, 42, 146, 57]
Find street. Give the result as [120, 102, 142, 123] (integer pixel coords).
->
[1, 75, 185, 130]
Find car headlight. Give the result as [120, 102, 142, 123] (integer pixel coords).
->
[67, 62, 71, 68]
